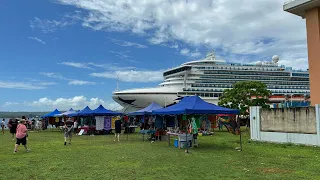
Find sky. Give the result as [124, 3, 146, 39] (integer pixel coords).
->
[0, 0, 309, 112]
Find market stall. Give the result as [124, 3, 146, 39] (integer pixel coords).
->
[69, 106, 94, 135]
[152, 95, 240, 151]
[91, 105, 122, 135]
[128, 102, 163, 141]
[41, 109, 62, 130]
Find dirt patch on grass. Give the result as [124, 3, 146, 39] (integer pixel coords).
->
[260, 168, 295, 174]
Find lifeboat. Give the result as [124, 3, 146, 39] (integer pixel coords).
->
[268, 95, 285, 102]
[289, 95, 306, 101]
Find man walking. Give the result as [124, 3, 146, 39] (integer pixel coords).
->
[8, 119, 18, 140]
[64, 118, 74, 145]
[114, 119, 122, 142]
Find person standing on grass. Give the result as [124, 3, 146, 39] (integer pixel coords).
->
[64, 118, 74, 145]
[73, 119, 78, 134]
[21, 116, 29, 141]
[13, 119, 30, 153]
[8, 119, 18, 140]
[114, 119, 122, 142]
[1, 119, 5, 134]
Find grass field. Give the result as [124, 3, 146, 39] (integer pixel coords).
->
[1, 129, 320, 180]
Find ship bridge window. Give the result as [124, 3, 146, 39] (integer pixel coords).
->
[163, 66, 192, 76]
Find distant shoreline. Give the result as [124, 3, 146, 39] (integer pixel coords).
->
[0, 112, 49, 118]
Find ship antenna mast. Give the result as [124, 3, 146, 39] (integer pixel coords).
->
[206, 50, 216, 60]
[116, 76, 120, 91]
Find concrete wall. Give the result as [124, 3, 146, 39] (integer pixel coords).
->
[250, 105, 320, 146]
[260, 108, 316, 134]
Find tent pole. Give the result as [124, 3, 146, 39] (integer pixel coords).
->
[185, 114, 189, 153]
[238, 115, 242, 151]
[127, 115, 129, 141]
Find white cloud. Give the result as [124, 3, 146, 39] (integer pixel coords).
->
[108, 51, 138, 62]
[68, 80, 96, 85]
[27, 96, 121, 111]
[3, 102, 20, 107]
[90, 70, 163, 82]
[0, 81, 47, 90]
[38, 82, 57, 86]
[107, 37, 147, 48]
[60, 62, 94, 70]
[88, 62, 136, 71]
[40, 72, 96, 85]
[180, 48, 201, 58]
[40, 72, 66, 80]
[28, 37, 46, 44]
[56, 0, 308, 67]
[30, 17, 74, 33]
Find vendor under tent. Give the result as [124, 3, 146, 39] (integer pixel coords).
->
[152, 95, 240, 152]
[128, 102, 162, 116]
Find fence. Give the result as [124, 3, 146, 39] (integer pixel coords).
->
[250, 105, 320, 146]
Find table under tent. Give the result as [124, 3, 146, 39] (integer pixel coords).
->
[152, 95, 240, 152]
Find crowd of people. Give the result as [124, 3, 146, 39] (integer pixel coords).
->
[2, 116, 126, 153]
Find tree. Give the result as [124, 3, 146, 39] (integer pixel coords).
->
[218, 81, 272, 115]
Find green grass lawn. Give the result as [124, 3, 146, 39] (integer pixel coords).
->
[1, 129, 320, 180]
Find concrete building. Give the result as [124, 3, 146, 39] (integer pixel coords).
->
[284, 0, 320, 106]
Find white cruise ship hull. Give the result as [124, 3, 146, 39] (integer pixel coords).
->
[112, 87, 219, 111]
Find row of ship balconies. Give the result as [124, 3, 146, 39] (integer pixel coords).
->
[200, 76, 308, 81]
[194, 66, 308, 73]
[182, 88, 309, 94]
[202, 71, 308, 77]
[191, 84, 310, 90]
[195, 66, 280, 71]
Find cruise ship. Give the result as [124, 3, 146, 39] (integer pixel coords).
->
[112, 51, 310, 111]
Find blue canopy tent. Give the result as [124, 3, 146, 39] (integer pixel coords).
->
[41, 109, 61, 118]
[128, 102, 163, 116]
[69, 106, 93, 116]
[54, 108, 76, 117]
[62, 108, 76, 116]
[152, 96, 240, 115]
[78, 106, 93, 116]
[92, 105, 122, 116]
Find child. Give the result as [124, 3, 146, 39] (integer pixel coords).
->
[13, 120, 30, 153]
[1, 119, 5, 134]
